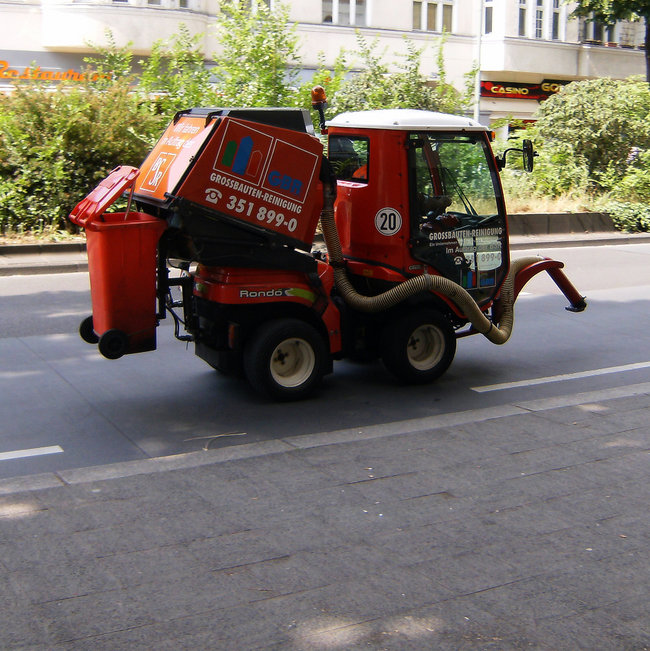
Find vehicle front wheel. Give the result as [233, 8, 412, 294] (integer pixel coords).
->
[381, 310, 456, 384]
[244, 319, 328, 401]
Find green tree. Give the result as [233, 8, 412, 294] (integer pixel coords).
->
[332, 32, 475, 115]
[83, 29, 135, 86]
[571, 0, 650, 82]
[87, 25, 216, 119]
[213, 0, 301, 107]
[532, 77, 650, 187]
[139, 24, 215, 116]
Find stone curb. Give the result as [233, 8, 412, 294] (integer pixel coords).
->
[2, 232, 650, 276]
[0, 242, 86, 256]
[510, 232, 650, 250]
[2, 380, 649, 497]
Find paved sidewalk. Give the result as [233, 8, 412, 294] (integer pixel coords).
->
[0, 242, 88, 276]
[1, 385, 648, 649]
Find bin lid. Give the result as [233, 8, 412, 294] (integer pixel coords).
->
[69, 166, 139, 228]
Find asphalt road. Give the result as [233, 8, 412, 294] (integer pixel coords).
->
[1, 243, 649, 480]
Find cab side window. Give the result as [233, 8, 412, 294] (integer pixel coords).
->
[328, 136, 369, 183]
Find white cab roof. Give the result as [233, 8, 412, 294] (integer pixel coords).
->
[327, 109, 486, 132]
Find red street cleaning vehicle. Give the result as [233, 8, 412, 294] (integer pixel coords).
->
[69, 89, 586, 400]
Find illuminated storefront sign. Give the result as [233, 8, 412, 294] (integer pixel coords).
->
[480, 79, 569, 101]
[0, 60, 110, 82]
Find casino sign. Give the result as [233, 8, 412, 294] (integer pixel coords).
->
[480, 79, 569, 101]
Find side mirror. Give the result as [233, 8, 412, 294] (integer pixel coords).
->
[522, 139, 535, 172]
[495, 139, 537, 172]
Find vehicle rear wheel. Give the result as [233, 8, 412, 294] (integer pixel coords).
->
[381, 310, 456, 384]
[244, 319, 327, 401]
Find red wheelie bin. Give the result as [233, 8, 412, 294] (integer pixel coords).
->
[69, 166, 167, 359]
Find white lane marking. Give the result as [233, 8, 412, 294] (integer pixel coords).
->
[0, 445, 64, 462]
[471, 361, 650, 393]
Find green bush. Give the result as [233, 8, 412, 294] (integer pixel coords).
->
[602, 201, 650, 232]
[611, 148, 650, 201]
[531, 78, 650, 196]
[529, 142, 591, 198]
[0, 81, 161, 233]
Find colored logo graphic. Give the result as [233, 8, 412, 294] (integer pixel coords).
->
[220, 136, 263, 179]
[213, 119, 319, 205]
[214, 121, 273, 186]
[461, 268, 477, 289]
[261, 139, 319, 204]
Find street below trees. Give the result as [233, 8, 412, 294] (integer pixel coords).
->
[1, 242, 649, 481]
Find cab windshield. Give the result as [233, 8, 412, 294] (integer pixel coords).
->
[410, 132, 500, 227]
[408, 131, 507, 305]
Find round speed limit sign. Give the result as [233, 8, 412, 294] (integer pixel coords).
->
[374, 207, 402, 236]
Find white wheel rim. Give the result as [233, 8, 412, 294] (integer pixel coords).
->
[270, 338, 316, 388]
[407, 324, 445, 371]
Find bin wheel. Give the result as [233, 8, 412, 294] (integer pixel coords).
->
[381, 309, 456, 384]
[98, 329, 129, 360]
[244, 319, 327, 401]
[79, 316, 99, 344]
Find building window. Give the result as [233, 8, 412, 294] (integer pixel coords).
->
[551, 0, 560, 39]
[484, 0, 492, 34]
[535, 0, 543, 38]
[583, 17, 610, 43]
[413, 2, 421, 29]
[355, 0, 366, 25]
[323, 0, 369, 26]
[441, 2, 452, 31]
[619, 22, 636, 47]
[427, 2, 436, 30]
[412, 1, 453, 32]
[518, 0, 527, 37]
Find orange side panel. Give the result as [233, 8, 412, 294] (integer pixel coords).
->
[134, 116, 216, 202]
[177, 117, 324, 250]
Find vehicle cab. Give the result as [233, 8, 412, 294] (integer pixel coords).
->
[327, 109, 510, 307]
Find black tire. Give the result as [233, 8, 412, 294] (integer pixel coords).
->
[79, 315, 99, 344]
[244, 319, 328, 401]
[98, 329, 129, 360]
[381, 309, 456, 384]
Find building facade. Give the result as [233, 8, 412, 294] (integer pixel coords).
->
[1, 0, 646, 125]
